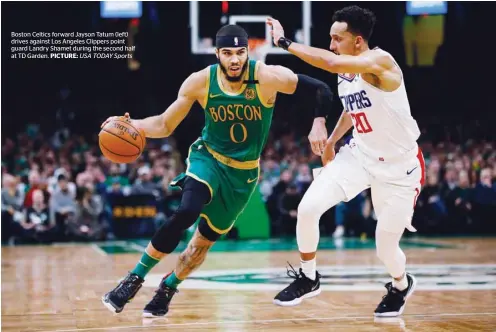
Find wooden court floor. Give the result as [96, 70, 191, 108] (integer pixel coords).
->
[2, 237, 496, 331]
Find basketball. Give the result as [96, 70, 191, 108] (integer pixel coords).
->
[99, 119, 146, 164]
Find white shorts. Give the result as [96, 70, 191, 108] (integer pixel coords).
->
[314, 139, 425, 233]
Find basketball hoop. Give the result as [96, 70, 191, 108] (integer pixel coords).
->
[248, 38, 270, 63]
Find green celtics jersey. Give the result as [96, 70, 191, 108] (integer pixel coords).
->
[202, 60, 274, 161]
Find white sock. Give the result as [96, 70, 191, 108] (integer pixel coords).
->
[300, 258, 316, 281]
[393, 273, 408, 291]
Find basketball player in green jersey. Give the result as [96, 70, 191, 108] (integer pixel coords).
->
[102, 25, 333, 317]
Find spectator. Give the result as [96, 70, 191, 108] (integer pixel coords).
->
[104, 164, 130, 193]
[267, 169, 293, 223]
[472, 168, 496, 232]
[295, 164, 312, 194]
[47, 168, 76, 198]
[2, 174, 24, 242]
[131, 165, 160, 196]
[23, 189, 57, 243]
[414, 173, 448, 233]
[259, 172, 274, 202]
[23, 170, 46, 208]
[67, 187, 105, 241]
[262, 159, 281, 186]
[152, 163, 167, 184]
[49, 174, 77, 237]
[274, 184, 301, 236]
[259, 159, 281, 201]
[440, 168, 459, 220]
[70, 152, 86, 175]
[446, 170, 473, 232]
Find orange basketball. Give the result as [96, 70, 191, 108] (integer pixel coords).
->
[99, 119, 146, 164]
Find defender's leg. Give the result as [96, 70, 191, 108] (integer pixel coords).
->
[372, 182, 420, 317]
[274, 143, 371, 306]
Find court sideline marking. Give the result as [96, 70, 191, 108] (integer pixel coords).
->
[91, 244, 108, 257]
[41, 312, 496, 331]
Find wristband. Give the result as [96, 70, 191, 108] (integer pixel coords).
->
[277, 37, 293, 51]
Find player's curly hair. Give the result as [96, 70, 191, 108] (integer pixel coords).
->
[332, 5, 376, 42]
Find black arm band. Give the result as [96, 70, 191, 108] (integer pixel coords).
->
[277, 37, 293, 50]
[294, 74, 333, 119]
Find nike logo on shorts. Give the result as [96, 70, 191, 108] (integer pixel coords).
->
[247, 177, 258, 184]
[407, 166, 418, 175]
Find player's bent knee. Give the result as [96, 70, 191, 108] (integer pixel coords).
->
[297, 181, 346, 221]
[174, 205, 203, 229]
[297, 187, 328, 219]
[151, 202, 204, 254]
[151, 177, 212, 254]
[297, 198, 322, 222]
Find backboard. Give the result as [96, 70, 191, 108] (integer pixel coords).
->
[190, 1, 312, 62]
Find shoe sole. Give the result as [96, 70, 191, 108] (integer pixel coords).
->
[142, 311, 167, 318]
[101, 295, 122, 314]
[374, 274, 417, 317]
[273, 287, 322, 307]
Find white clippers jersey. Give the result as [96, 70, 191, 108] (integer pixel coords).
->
[337, 52, 420, 160]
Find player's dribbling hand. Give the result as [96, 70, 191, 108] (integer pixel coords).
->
[321, 139, 336, 166]
[266, 17, 285, 46]
[100, 112, 132, 128]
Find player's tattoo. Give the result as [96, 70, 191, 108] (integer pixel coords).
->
[175, 231, 214, 280]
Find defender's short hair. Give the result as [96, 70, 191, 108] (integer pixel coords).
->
[332, 6, 376, 41]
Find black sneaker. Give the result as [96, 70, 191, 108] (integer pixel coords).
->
[142, 274, 179, 318]
[374, 273, 417, 317]
[102, 272, 144, 314]
[273, 263, 321, 307]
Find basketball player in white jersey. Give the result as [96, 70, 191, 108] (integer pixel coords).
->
[267, 6, 425, 317]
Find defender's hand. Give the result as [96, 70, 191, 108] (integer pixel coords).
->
[321, 139, 336, 166]
[266, 17, 285, 47]
[308, 118, 328, 156]
[100, 112, 131, 129]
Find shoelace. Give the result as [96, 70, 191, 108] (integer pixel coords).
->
[286, 262, 302, 280]
[115, 276, 140, 298]
[149, 286, 178, 306]
[284, 262, 312, 296]
[380, 283, 404, 306]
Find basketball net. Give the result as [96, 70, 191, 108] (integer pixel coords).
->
[248, 38, 270, 63]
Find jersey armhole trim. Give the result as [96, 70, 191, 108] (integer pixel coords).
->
[254, 61, 273, 108]
[360, 72, 403, 94]
[362, 50, 403, 93]
[202, 66, 211, 109]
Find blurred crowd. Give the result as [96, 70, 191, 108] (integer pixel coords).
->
[1, 126, 184, 245]
[260, 134, 496, 238]
[2, 125, 496, 245]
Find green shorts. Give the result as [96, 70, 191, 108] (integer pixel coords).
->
[170, 139, 259, 235]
